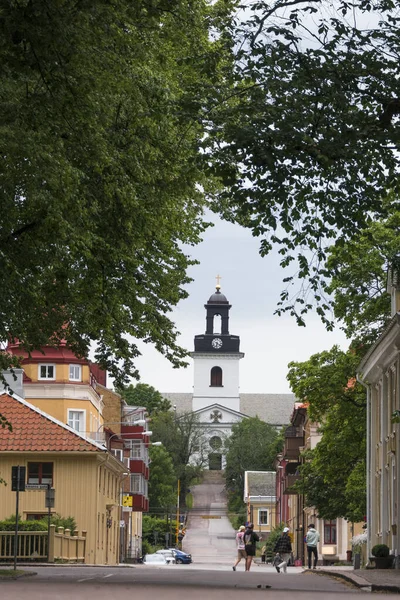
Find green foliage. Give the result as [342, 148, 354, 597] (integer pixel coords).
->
[0, 0, 235, 387]
[265, 523, 284, 559]
[371, 544, 390, 558]
[288, 346, 366, 521]
[142, 515, 176, 548]
[148, 445, 177, 511]
[326, 206, 400, 345]
[151, 411, 207, 503]
[225, 417, 281, 508]
[45, 514, 77, 532]
[208, 0, 400, 325]
[117, 383, 171, 416]
[0, 519, 47, 531]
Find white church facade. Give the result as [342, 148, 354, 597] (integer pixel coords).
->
[163, 285, 296, 469]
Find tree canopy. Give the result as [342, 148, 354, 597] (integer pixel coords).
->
[0, 0, 234, 385]
[207, 0, 400, 325]
[287, 346, 366, 521]
[225, 417, 282, 511]
[117, 383, 171, 416]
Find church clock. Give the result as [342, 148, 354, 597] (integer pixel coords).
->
[212, 338, 223, 349]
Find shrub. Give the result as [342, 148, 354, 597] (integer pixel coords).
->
[371, 544, 389, 557]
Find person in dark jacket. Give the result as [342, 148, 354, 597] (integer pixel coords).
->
[273, 527, 292, 573]
[243, 523, 260, 571]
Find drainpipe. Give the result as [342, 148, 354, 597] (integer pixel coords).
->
[356, 373, 371, 562]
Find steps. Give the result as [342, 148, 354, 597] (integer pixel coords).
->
[201, 470, 225, 484]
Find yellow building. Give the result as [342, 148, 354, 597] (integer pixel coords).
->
[244, 471, 277, 539]
[0, 391, 126, 564]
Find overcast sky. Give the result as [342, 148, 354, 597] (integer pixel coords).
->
[126, 212, 349, 394]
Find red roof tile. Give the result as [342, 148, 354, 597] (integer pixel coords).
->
[0, 393, 101, 453]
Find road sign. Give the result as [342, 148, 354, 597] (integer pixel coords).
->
[25, 484, 48, 490]
[45, 487, 55, 508]
[122, 494, 132, 507]
[11, 466, 26, 492]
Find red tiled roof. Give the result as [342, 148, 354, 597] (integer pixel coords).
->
[0, 393, 101, 452]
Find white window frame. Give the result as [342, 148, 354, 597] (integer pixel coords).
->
[130, 474, 146, 495]
[69, 364, 82, 381]
[258, 509, 269, 525]
[112, 449, 123, 462]
[68, 409, 86, 432]
[38, 363, 56, 380]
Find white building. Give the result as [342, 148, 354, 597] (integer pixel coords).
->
[163, 285, 295, 470]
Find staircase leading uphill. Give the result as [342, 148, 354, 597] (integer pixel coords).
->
[201, 470, 225, 484]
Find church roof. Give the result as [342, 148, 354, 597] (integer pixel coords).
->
[162, 392, 295, 427]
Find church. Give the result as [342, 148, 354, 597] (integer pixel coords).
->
[163, 284, 296, 469]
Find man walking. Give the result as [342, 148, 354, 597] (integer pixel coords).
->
[273, 527, 292, 573]
[306, 523, 320, 569]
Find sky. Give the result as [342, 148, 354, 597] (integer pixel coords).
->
[128, 212, 349, 394]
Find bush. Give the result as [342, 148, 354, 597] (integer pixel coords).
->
[371, 544, 389, 557]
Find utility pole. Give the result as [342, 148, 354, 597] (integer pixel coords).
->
[175, 479, 180, 546]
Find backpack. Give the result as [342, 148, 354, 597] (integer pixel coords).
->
[244, 530, 254, 545]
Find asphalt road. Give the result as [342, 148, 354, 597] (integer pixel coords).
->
[0, 565, 367, 599]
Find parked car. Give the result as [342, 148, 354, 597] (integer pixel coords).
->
[155, 549, 177, 564]
[168, 548, 192, 564]
[144, 553, 175, 565]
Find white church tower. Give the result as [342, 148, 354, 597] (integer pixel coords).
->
[191, 283, 244, 412]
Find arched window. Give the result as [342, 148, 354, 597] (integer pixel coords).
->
[213, 314, 222, 334]
[210, 366, 223, 387]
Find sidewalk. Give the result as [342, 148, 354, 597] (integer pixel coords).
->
[308, 566, 400, 593]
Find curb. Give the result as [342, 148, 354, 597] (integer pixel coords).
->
[0, 571, 37, 581]
[311, 569, 400, 594]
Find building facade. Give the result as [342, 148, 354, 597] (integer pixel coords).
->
[163, 286, 296, 470]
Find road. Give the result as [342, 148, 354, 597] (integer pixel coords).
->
[0, 473, 368, 598]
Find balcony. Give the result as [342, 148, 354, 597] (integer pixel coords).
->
[283, 474, 299, 495]
[282, 436, 304, 460]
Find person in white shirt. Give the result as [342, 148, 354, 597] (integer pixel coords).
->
[306, 524, 320, 569]
[232, 525, 246, 571]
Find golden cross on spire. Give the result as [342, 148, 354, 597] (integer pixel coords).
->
[216, 274, 222, 289]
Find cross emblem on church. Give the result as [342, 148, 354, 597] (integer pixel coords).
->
[210, 410, 222, 423]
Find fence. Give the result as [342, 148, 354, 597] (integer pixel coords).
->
[0, 525, 86, 563]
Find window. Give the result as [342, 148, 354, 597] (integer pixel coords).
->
[68, 410, 85, 432]
[69, 364, 82, 381]
[26, 513, 47, 521]
[112, 449, 123, 462]
[130, 474, 146, 495]
[324, 520, 337, 544]
[209, 436, 222, 451]
[28, 462, 53, 485]
[38, 364, 55, 380]
[258, 509, 268, 525]
[210, 366, 223, 387]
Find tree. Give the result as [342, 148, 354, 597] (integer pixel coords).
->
[326, 206, 400, 345]
[117, 383, 171, 416]
[151, 411, 208, 503]
[0, 0, 235, 386]
[148, 445, 177, 513]
[224, 417, 282, 511]
[207, 0, 400, 324]
[287, 346, 366, 521]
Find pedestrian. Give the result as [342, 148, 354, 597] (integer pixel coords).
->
[232, 525, 246, 571]
[273, 527, 292, 573]
[306, 523, 320, 569]
[273, 552, 283, 573]
[243, 523, 260, 571]
[261, 544, 267, 563]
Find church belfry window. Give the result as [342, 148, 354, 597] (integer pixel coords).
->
[210, 366, 223, 387]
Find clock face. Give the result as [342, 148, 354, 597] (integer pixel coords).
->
[212, 337, 223, 349]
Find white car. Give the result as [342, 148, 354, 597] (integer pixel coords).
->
[155, 549, 176, 564]
[144, 553, 175, 565]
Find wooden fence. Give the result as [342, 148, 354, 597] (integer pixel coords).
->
[0, 525, 86, 563]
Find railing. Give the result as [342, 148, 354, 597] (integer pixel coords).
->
[282, 437, 304, 460]
[0, 525, 86, 563]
